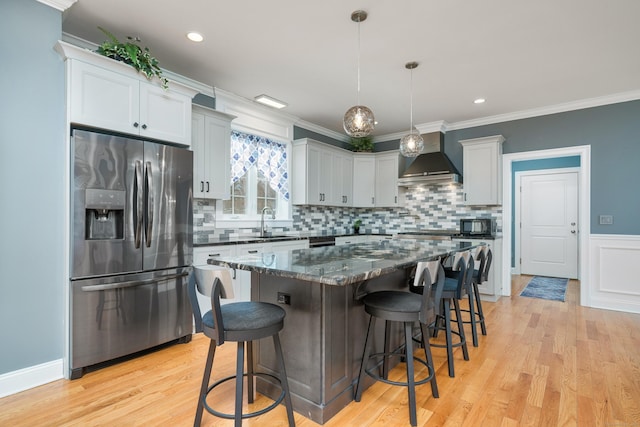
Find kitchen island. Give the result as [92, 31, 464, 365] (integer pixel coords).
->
[207, 239, 479, 424]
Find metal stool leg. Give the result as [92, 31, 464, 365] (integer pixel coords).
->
[355, 316, 375, 401]
[474, 282, 487, 335]
[452, 299, 469, 361]
[467, 290, 478, 347]
[382, 320, 391, 379]
[247, 341, 254, 403]
[443, 298, 455, 377]
[273, 333, 295, 427]
[195, 341, 216, 427]
[234, 342, 244, 427]
[404, 321, 417, 426]
[419, 323, 439, 398]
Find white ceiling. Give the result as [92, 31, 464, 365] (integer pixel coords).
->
[61, 0, 640, 140]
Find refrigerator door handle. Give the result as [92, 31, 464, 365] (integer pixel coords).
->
[145, 161, 154, 248]
[80, 272, 189, 292]
[134, 160, 144, 249]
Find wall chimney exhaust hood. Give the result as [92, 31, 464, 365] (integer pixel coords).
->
[397, 132, 462, 186]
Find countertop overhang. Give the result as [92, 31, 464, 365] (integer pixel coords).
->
[207, 239, 482, 286]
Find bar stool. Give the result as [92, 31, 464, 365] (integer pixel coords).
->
[445, 246, 491, 344]
[355, 261, 443, 426]
[187, 266, 295, 427]
[430, 251, 474, 377]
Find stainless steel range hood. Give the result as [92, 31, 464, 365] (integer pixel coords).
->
[397, 132, 462, 186]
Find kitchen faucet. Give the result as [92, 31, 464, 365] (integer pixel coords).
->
[260, 206, 275, 237]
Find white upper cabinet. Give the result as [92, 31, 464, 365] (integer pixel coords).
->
[57, 41, 197, 146]
[459, 135, 505, 205]
[192, 106, 235, 199]
[374, 151, 402, 207]
[352, 154, 376, 207]
[292, 138, 352, 206]
[293, 139, 402, 208]
[333, 151, 353, 206]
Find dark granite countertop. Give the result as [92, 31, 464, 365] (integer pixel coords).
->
[206, 239, 482, 286]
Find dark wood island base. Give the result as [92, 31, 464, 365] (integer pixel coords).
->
[208, 239, 480, 424]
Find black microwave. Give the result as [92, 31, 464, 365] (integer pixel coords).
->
[459, 218, 495, 236]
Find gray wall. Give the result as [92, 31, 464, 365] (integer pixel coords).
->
[0, 0, 66, 374]
[444, 101, 640, 235]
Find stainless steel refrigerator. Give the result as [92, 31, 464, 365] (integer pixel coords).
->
[69, 128, 193, 379]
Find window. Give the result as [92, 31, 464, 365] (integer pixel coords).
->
[219, 130, 290, 222]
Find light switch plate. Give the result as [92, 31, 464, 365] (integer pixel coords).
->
[599, 215, 613, 225]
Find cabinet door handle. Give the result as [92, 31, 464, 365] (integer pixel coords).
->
[206, 181, 210, 192]
[395, 196, 397, 204]
[209, 253, 221, 257]
[371, 197, 374, 205]
[142, 124, 147, 130]
[248, 250, 259, 254]
[133, 122, 139, 128]
[200, 181, 204, 192]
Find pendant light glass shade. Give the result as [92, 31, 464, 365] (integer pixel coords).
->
[399, 132, 424, 157]
[343, 10, 375, 138]
[399, 61, 424, 157]
[343, 105, 375, 137]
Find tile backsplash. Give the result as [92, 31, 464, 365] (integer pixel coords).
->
[193, 183, 502, 243]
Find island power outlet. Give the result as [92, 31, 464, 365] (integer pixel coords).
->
[277, 292, 291, 305]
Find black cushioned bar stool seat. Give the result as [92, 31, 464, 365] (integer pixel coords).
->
[355, 261, 442, 426]
[188, 266, 295, 427]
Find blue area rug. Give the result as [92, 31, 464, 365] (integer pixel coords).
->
[520, 276, 568, 302]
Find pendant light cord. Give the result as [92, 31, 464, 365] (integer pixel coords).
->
[356, 18, 361, 105]
[409, 67, 414, 132]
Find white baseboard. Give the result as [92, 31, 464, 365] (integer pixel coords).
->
[0, 359, 63, 398]
[588, 234, 640, 314]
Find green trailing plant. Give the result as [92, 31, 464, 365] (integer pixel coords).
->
[354, 219, 362, 228]
[349, 136, 374, 152]
[96, 26, 169, 89]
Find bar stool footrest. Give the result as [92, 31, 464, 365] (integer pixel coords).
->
[203, 372, 286, 420]
[364, 352, 435, 387]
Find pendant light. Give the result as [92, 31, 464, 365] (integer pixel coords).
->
[399, 61, 424, 157]
[343, 10, 375, 138]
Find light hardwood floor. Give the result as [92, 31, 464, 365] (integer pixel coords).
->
[2, 275, 639, 426]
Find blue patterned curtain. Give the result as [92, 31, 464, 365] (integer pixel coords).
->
[230, 131, 289, 200]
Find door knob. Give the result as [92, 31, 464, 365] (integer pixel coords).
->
[571, 230, 576, 234]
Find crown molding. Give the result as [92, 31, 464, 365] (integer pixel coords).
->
[37, 0, 76, 11]
[445, 90, 640, 131]
[294, 119, 349, 142]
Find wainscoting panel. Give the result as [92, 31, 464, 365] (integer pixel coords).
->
[589, 234, 640, 314]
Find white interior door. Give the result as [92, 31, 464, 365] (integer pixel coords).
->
[519, 171, 578, 278]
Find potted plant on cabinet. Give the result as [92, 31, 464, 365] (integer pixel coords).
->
[95, 27, 169, 89]
[349, 136, 374, 152]
[353, 219, 362, 234]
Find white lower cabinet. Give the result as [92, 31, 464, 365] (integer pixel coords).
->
[368, 235, 394, 243]
[335, 235, 370, 246]
[335, 235, 393, 246]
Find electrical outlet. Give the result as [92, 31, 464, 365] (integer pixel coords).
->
[277, 292, 291, 305]
[599, 215, 613, 225]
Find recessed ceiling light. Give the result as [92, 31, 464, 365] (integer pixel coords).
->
[254, 94, 288, 109]
[186, 32, 204, 42]
[474, 98, 486, 104]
